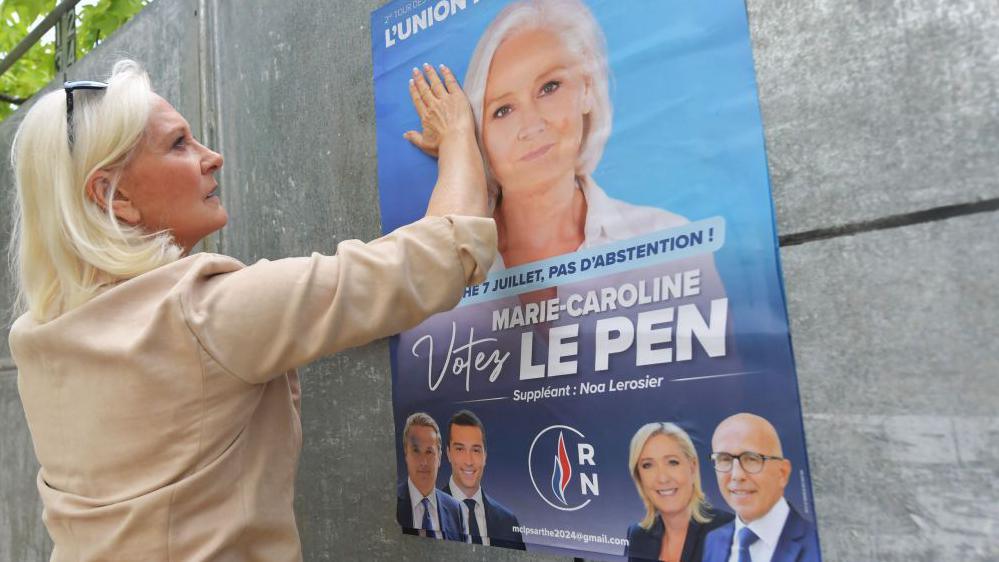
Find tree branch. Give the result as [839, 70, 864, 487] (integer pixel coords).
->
[0, 93, 27, 105]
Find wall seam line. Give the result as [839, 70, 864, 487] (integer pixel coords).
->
[779, 197, 999, 247]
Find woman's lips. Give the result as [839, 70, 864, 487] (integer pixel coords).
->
[519, 143, 554, 162]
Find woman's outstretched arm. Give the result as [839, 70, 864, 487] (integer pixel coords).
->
[182, 215, 494, 384]
[183, 64, 493, 384]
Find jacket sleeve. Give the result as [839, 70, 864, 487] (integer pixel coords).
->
[181, 215, 496, 384]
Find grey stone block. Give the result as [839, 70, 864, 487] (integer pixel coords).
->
[782, 211, 999, 562]
[212, 0, 384, 264]
[0, 372, 51, 561]
[748, 0, 999, 235]
[0, 118, 18, 362]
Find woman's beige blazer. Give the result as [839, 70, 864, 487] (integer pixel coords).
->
[11, 216, 496, 561]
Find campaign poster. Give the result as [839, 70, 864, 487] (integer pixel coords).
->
[371, 1, 822, 560]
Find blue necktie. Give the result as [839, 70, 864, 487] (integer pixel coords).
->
[463, 498, 483, 544]
[420, 497, 436, 539]
[737, 526, 759, 562]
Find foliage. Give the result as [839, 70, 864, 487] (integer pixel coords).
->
[76, 0, 146, 58]
[0, 0, 149, 121]
[0, 0, 54, 118]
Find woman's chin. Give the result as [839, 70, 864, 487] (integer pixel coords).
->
[207, 208, 229, 231]
[496, 175, 572, 201]
[653, 501, 690, 521]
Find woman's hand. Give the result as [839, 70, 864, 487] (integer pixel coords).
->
[409, 64, 488, 218]
[404, 64, 471, 157]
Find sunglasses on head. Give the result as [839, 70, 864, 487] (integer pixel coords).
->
[64, 80, 108, 152]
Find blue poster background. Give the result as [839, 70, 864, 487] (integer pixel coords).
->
[371, 1, 821, 560]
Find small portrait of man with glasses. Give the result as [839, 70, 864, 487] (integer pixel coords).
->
[703, 413, 821, 562]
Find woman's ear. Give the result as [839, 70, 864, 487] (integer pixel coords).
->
[86, 170, 141, 225]
[582, 76, 595, 115]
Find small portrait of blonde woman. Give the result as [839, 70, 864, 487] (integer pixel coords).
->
[626, 422, 734, 562]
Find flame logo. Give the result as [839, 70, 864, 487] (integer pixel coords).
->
[550, 431, 573, 505]
[529, 425, 594, 511]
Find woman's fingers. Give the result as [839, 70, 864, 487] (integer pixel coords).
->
[411, 64, 459, 108]
[440, 64, 461, 94]
[403, 130, 425, 148]
[411, 67, 435, 108]
[404, 130, 439, 157]
[422, 63, 447, 97]
[408, 62, 470, 156]
[408, 78, 427, 115]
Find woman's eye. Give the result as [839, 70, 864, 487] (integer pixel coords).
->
[492, 105, 512, 119]
[539, 80, 561, 96]
[668, 459, 680, 466]
[172, 136, 186, 149]
[640, 462, 652, 469]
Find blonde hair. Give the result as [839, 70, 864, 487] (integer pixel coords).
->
[463, 0, 612, 199]
[9, 60, 182, 323]
[629, 422, 713, 529]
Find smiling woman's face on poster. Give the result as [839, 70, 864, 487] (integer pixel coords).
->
[448, 0, 625, 270]
[480, 28, 591, 197]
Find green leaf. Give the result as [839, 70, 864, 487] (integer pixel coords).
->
[0, 0, 150, 121]
[77, 0, 148, 58]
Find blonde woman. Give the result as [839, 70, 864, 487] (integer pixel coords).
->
[9, 60, 493, 561]
[627, 422, 734, 562]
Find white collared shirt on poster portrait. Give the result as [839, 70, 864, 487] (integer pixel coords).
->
[487, 176, 690, 274]
[407, 478, 441, 539]
[727, 496, 791, 562]
[448, 476, 490, 546]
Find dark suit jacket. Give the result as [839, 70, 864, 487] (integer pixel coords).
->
[396, 482, 465, 541]
[702, 504, 820, 562]
[625, 507, 734, 562]
[443, 484, 526, 550]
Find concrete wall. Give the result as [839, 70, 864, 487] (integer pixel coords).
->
[1, 1, 996, 561]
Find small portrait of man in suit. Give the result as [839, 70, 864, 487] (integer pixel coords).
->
[703, 413, 820, 562]
[396, 412, 465, 541]
[442, 409, 526, 550]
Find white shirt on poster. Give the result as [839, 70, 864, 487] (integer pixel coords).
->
[489, 176, 690, 273]
[448, 476, 490, 546]
[727, 497, 790, 562]
[408, 478, 440, 539]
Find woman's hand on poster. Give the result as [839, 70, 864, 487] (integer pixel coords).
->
[408, 63, 489, 218]
[404, 63, 472, 157]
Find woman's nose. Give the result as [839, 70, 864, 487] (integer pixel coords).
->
[516, 106, 546, 141]
[202, 146, 224, 174]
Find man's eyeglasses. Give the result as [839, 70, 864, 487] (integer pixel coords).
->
[65, 80, 108, 151]
[711, 451, 784, 474]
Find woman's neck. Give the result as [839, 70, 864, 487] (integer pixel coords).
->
[658, 508, 692, 562]
[494, 173, 586, 267]
[661, 508, 692, 534]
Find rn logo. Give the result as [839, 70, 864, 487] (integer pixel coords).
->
[527, 425, 599, 511]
